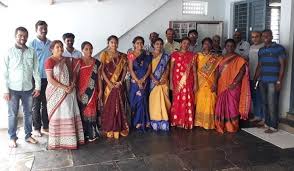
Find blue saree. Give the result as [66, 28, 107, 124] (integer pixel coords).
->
[129, 51, 152, 131]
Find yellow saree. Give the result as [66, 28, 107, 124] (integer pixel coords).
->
[195, 52, 222, 129]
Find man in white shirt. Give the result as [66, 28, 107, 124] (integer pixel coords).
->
[62, 33, 82, 58]
[249, 31, 264, 125]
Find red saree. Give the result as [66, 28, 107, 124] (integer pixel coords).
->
[170, 51, 195, 129]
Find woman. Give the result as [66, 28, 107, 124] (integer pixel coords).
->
[170, 37, 197, 129]
[149, 38, 171, 131]
[45, 40, 84, 150]
[77, 41, 102, 142]
[215, 39, 251, 133]
[194, 38, 222, 129]
[128, 36, 152, 131]
[100, 35, 129, 139]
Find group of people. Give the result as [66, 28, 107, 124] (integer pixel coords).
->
[3, 20, 287, 150]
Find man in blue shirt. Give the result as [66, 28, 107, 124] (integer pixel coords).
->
[254, 29, 287, 133]
[29, 21, 52, 137]
[3, 27, 40, 147]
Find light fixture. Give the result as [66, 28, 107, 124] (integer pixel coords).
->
[0, 1, 8, 7]
[269, 0, 281, 7]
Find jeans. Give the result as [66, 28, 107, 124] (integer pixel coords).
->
[32, 79, 48, 130]
[8, 89, 33, 140]
[250, 80, 264, 119]
[259, 82, 280, 129]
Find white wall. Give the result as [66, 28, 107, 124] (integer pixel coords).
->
[119, 0, 226, 53]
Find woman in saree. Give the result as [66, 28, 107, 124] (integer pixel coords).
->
[215, 39, 251, 133]
[100, 35, 129, 139]
[170, 37, 197, 129]
[149, 38, 171, 131]
[128, 36, 152, 131]
[45, 40, 84, 150]
[77, 41, 102, 142]
[194, 38, 222, 129]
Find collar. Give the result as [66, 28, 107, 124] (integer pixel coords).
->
[15, 44, 28, 50]
[36, 37, 50, 45]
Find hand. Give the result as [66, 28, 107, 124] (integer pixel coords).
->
[3, 93, 10, 101]
[64, 86, 73, 94]
[194, 84, 198, 92]
[153, 79, 160, 86]
[138, 82, 144, 90]
[211, 84, 216, 92]
[275, 82, 282, 91]
[108, 82, 115, 89]
[32, 90, 40, 97]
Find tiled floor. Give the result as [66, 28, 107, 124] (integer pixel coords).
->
[1, 126, 294, 171]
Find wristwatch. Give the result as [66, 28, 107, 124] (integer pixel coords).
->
[276, 81, 281, 84]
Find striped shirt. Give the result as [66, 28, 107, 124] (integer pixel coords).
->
[258, 42, 287, 83]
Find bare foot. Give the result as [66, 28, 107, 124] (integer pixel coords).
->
[26, 137, 38, 144]
[33, 130, 42, 137]
[9, 139, 17, 148]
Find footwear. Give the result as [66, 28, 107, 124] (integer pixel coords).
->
[113, 132, 119, 139]
[250, 117, 261, 122]
[32, 130, 42, 137]
[41, 128, 49, 135]
[9, 139, 17, 148]
[264, 129, 278, 134]
[26, 137, 38, 144]
[88, 137, 98, 142]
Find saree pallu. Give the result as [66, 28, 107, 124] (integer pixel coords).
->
[195, 53, 222, 129]
[128, 51, 152, 130]
[45, 57, 84, 150]
[100, 51, 129, 138]
[149, 53, 171, 131]
[77, 59, 101, 140]
[170, 51, 195, 129]
[215, 55, 251, 133]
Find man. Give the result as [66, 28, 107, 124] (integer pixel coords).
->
[249, 31, 264, 125]
[254, 29, 287, 133]
[188, 29, 200, 53]
[3, 27, 41, 148]
[62, 33, 82, 58]
[223, 31, 250, 59]
[164, 28, 180, 55]
[29, 20, 52, 137]
[144, 32, 159, 54]
[211, 35, 222, 55]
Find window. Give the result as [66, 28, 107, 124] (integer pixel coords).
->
[182, 0, 208, 15]
[270, 7, 280, 43]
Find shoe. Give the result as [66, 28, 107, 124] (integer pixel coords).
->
[250, 117, 261, 122]
[264, 129, 277, 134]
[9, 139, 17, 148]
[26, 137, 38, 144]
[32, 130, 42, 137]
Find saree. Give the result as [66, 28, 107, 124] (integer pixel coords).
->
[100, 51, 129, 138]
[45, 57, 84, 150]
[149, 53, 171, 131]
[170, 51, 195, 129]
[195, 52, 222, 129]
[128, 51, 152, 130]
[77, 58, 101, 140]
[215, 55, 251, 133]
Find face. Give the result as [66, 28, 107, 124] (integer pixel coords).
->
[225, 42, 236, 53]
[134, 39, 144, 51]
[52, 43, 64, 56]
[180, 39, 190, 51]
[108, 38, 118, 51]
[202, 40, 212, 51]
[188, 32, 198, 43]
[153, 40, 163, 52]
[82, 44, 93, 57]
[64, 37, 74, 48]
[212, 36, 220, 46]
[233, 32, 242, 43]
[251, 32, 262, 45]
[149, 33, 159, 44]
[15, 30, 28, 46]
[36, 25, 48, 39]
[166, 30, 174, 41]
[262, 32, 273, 45]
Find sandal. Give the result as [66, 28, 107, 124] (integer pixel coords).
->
[26, 137, 38, 144]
